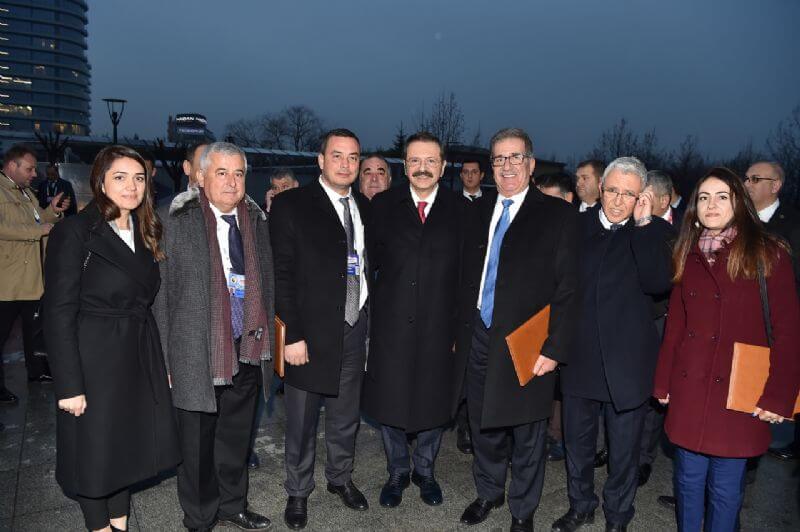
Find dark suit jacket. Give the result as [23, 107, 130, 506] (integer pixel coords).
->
[37, 177, 77, 216]
[765, 202, 800, 292]
[561, 205, 673, 411]
[269, 179, 370, 395]
[455, 186, 580, 429]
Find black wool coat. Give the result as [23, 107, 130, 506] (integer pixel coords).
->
[560, 205, 674, 411]
[270, 180, 371, 395]
[362, 186, 468, 433]
[454, 187, 580, 429]
[765, 202, 800, 294]
[43, 203, 180, 497]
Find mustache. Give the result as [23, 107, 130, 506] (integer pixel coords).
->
[412, 170, 434, 178]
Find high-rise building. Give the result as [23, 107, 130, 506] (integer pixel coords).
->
[0, 1, 91, 136]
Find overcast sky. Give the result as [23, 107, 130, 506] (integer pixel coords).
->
[87, 0, 800, 160]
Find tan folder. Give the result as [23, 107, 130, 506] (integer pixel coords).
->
[274, 316, 286, 378]
[727, 342, 800, 417]
[505, 305, 550, 387]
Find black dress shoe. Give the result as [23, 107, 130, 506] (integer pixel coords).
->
[768, 444, 798, 460]
[606, 523, 626, 532]
[460, 496, 505, 526]
[552, 508, 595, 532]
[219, 509, 272, 531]
[327, 480, 368, 511]
[248, 451, 260, 469]
[284, 496, 307, 530]
[379, 472, 410, 508]
[0, 388, 18, 404]
[637, 463, 652, 487]
[593, 448, 608, 468]
[511, 516, 533, 532]
[657, 495, 676, 509]
[411, 471, 443, 506]
[457, 428, 473, 454]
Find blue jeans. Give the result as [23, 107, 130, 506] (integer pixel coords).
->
[673, 447, 746, 532]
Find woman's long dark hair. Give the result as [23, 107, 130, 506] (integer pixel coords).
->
[672, 166, 787, 282]
[89, 145, 164, 261]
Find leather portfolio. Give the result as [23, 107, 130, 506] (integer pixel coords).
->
[505, 305, 550, 387]
[274, 316, 286, 378]
[727, 342, 800, 417]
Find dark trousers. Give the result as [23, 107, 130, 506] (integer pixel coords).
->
[381, 425, 444, 477]
[175, 363, 260, 529]
[467, 316, 548, 521]
[563, 394, 647, 526]
[640, 398, 666, 466]
[76, 488, 130, 530]
[455, 397, 469, 434]
[0, 299, 47, 386]
[284, 308, 367, 497]
[674, 447, 746, 532]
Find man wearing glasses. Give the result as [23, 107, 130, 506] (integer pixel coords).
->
[455, 128, 580, 532]
[555, 157, 673, 532]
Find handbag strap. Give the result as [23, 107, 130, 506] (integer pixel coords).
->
[757, 260, 773, 347]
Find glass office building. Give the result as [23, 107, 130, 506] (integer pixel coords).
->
[0, 1, 91, 135]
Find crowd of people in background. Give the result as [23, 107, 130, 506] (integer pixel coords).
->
[0, 127, 798, 532]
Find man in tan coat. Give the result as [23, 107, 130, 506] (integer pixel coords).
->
[0, 144, 70, 403]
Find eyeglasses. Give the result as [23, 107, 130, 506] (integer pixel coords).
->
[406, 157, 441, 168]
[602, 186, 638, 203]
[490, 153, 529, 167]
[742, 175, 777, 184]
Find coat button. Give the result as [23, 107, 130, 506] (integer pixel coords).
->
[340, 273, 345, 279]
[714, 293, 720, 299]
[410, 280, 416, 287]
[689, 290, 697, 297]
[687, 331, 695, 338]
[695, 257, 701, 263]
[714, 377, 722, 383]
[337, 305, 343, 311]
[408, 316, 414, 323]
[711, 335, 717, 341]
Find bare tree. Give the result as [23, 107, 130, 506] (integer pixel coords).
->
[148, 138, 186, 193]
[283, 105, 324, 152]
[668, 134, 705, 194]
[768, 104, 800, 204]
[261, 113, 289, 149]
[587, 118, 640, 162]
[470, 123, 482, 147]
[719, 140, 763, 177]
[34, 131, 70, 164]
[224, 118, 261, 147]
[423, 92, 465, 147]
[391, 121, 407, 156]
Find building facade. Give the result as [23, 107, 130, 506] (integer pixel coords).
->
[0, 0, 91, 135]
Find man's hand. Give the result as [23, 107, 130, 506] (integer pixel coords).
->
[657, 393, 670, 406]
[58, 394, 87, 416]
[40, 223, 54, 236]
[50, 192, 71, 214]
[532, 354, 557, 377]
[265, 189, 277, 212]
[285, 340, 309, 366]
[634, 189, 654, 224]
[753, 407, 784, 424]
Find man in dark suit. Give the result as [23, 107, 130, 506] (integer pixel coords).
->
[37, 163, 77, 217]
[455, 128, 580, 532]
[554, 157, 673, 532]
[270, 128, 370, 530]
[362, 131, 467, 508]
[744, 160, 800, 460]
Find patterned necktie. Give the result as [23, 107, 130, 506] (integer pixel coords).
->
[417, 201, 428, 223]
[480, 199, 514, 328]
[221, 214, 244, 339]
[340, 197, 360, 326]
[610, 223, 623, 232]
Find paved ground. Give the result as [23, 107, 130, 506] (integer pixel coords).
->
[2, 333, 799, 531]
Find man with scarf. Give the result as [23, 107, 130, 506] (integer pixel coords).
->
[154, 142, 275, 532]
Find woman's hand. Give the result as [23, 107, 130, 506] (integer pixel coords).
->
[753, 407, 784, 424]
[58, 395, 87, 417]
[657, 393, 670, 405]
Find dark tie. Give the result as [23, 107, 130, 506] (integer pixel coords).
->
[469, 194, 477, 201]
[610, 223, 623, 232]
[480, 199, 514, 328]
[221, 214, 244, 339]
[417, 201, 428, 223]
[339, 197, 360, 326]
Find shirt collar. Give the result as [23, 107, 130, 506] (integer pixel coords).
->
[319, 175, 352, 203]
[496, 186, 529, 207]
[411, 184, 438, 206]
[463, 188, 482, 199]
[209, 201, 237, 218]
[758, 198, 780, 223]
[598, 207, 629, 230]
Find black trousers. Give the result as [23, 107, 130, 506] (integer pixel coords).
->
[175, 363, 260, 529]
[0, 299, 48, 386]
[76, 488, 130, 530]
[381, 424, 444, 477]
[562, 394, 647, 526]
[640, 398, 667, 466]
[467, 315, 548, 521]
[284, 308, 367, 497]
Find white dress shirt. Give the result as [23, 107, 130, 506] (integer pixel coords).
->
[318, 177, 369, 309]
[209, 202, 238, 275]
[477, 186, 530, 309]
[463, 188, 482, 201]
[411, 184, 438, 218]
[108, 221, 136, 252]
[579, 200, 596, 213]
[758, 199, 780, 223]
[598, 207, 630, 230]
[671, 196, 683, 209]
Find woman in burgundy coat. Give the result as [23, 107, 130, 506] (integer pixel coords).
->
[653, 167, 800, 532]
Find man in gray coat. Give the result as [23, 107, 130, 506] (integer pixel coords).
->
[154, 142, 275, 532]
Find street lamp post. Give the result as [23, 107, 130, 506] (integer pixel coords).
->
[102, 98, 127, 144]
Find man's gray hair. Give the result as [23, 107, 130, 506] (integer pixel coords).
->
[645, 170, 673, 198]
[199, 142, 248, 174]
[750, 160, 785, 182]
[601, 156, 648, 189]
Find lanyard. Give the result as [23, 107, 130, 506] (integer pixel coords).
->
[6, 175, 41, 223]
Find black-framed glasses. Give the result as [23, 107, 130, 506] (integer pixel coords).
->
[490, 153, 529, 167]
[602, 186, 638, 203]
[743, 175, 777, 184]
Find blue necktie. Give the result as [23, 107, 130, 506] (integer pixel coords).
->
[480, 199, 514, 328]
[221, 214, 244, 339]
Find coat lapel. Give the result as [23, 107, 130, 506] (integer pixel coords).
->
[84, 208, 154, 289]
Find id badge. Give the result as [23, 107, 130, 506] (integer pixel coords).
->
[347, 252, 360, 276]
[228, 272, 245, 298]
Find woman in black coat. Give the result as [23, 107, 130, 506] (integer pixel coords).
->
[44, 146, 180, 531]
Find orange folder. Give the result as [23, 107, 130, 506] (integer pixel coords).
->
[727, 342, 800, 418]
[505, 305, 550, 387]
[274, 316, 286, 378]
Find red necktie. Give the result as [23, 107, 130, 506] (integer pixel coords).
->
[417, 201, 428, 223]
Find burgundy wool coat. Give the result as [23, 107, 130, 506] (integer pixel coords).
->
[653, 244, 800, 458]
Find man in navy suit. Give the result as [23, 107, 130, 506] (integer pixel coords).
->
[37, 164, 77, 217]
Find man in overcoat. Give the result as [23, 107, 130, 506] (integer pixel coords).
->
[454, 128, 580, 532]
[362, 131, 467, 508]
[269, 128, 370, 530]
[154, 142, 274, 532]
[555, 157, 674, 532]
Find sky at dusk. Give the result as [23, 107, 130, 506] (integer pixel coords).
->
[87, 0, 800, 161]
